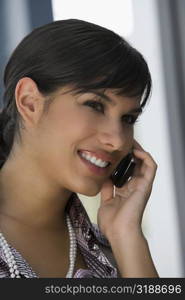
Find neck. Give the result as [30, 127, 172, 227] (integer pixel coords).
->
[0, 156, 73, 231]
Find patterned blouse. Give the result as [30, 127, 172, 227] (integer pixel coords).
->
[0, 192, 120, 278]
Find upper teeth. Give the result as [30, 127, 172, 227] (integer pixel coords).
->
[80, 152, 109, 168]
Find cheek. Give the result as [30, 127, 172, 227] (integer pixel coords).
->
[127, 126, 134, 139]
[42, 112, 96, 157]
[123, 129, 134, 153]
[59, 106, 100, 138]
[36, 104, 101, 164]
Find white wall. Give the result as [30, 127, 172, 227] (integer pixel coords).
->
[52, 0, 183, 277]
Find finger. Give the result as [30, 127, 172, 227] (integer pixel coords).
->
[100, 179, 114, 204]
[132, 157, 143, 177]
[133, 148, 158, 182]
[133, 148, 157, 168]
[133, 139, 145, 151]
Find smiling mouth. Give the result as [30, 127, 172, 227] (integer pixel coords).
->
[77, 151, 111, 176]
[78, 150, 111, 167]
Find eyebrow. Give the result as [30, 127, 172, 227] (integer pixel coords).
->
[88, 91, 143, 114]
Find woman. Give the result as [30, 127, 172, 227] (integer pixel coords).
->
[0, 19, 158, 278]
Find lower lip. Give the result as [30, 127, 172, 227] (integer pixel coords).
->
[78, 152, 110, 176]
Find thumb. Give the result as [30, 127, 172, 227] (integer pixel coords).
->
[100, 179, 114, 205]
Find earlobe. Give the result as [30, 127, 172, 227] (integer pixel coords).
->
[15, 77, 43, 126]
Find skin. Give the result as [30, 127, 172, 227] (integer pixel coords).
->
[0, 77, 158, 277]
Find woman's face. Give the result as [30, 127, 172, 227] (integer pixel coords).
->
[33, 87, 141, 196]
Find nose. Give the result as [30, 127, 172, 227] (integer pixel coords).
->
[97, 119, 128, 152]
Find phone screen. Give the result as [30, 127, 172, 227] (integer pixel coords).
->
[110, 153, 136, 188]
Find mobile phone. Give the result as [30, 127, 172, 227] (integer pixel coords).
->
[110, 153, 136, 188]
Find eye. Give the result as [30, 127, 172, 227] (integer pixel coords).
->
[122, 115, 140, 125]
[84, 100, 105, 113]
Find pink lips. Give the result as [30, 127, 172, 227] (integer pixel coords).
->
[78, 151, 110, 176]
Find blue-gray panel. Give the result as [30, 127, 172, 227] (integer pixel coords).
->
[27, 0, 53, 29]
[0, 1, 9, 106]
[0, 0, 53, 107]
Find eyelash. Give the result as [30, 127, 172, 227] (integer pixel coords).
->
[84, 100, 140, 125]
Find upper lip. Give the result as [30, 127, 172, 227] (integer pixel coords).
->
[78, 150, 115, 164]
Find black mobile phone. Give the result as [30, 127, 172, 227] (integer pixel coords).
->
[110, 153, 136, 188]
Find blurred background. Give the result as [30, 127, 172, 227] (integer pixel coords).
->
[0, 0, 185, 277]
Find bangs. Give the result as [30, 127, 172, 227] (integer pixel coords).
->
[5, 19, 151, 110]
[61, 40, 151, 109]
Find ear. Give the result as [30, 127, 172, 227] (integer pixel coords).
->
[15, 77, 45, 128]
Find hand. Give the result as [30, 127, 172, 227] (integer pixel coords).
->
[97, 139, 158, 240]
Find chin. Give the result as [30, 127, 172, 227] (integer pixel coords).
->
[80, 189, 100, 197]
[72, 180, 102, 197]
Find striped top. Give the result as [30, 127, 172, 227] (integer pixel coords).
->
[0, 192, 120, 278]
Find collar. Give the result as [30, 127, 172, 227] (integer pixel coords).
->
[65, 193, 118, 278]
